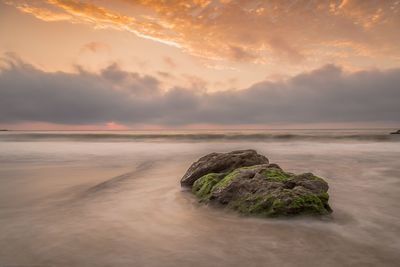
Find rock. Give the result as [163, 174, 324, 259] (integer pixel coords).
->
[180, 149, 269, 187]
[390, 130, 400, 134]
[183, 151, 332, 217]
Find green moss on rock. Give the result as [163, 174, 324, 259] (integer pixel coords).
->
[288, 193, 327, 215]
[261, 168, 292, 182]
[230, 194, 271, 215]
[211, 169, 240, 192]
[185, 153, 332, 218]
[192, 173, 226, 200]
[317, 192, 329, 202]
[228, 190, 330, 217]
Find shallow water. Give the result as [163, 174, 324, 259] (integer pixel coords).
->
[0, 130, 400, 266]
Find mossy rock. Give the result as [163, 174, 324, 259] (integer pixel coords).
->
[192, 172, 226, 200]
[183, 151, 332, 217]
[261, 168, 293, 182]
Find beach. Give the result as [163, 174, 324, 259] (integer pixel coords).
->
[0, 129, 399, 266]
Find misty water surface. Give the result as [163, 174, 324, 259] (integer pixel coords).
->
[0, 130, 399, 267]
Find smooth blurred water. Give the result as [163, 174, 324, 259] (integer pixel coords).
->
[0, 130, 399, 266]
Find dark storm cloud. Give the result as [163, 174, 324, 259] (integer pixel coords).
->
[0, 57, 399, 126]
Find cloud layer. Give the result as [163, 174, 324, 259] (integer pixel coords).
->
[1, 56, 399, 126]
[7, 0, 400, 66]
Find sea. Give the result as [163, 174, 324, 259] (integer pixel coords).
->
[0, 129, 399, 266]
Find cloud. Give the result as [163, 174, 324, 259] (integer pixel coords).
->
[163, 57, 177, 68]
[1, 55, 400, 126]
[80, 42, 110, 53]
[228, 46, 258, 62]
[7, 0, 400, 66]
[100, 63, 160, 96]
[14, 3, 73, 21]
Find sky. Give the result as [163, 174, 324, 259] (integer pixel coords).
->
[0, 0, 399, 130]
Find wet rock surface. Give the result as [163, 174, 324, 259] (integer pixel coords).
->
[181, 150, 332, 217]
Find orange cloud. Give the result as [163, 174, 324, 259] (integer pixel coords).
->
[80, 42, 110, 53]
[6, 0, 400, 67]
[14, 3, 73, 21]
[163, 56, 177, 68]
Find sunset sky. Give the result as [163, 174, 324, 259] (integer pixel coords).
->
[1, 0, 399, 129]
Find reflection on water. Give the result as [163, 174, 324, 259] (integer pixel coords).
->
[0, 136, 399, 266]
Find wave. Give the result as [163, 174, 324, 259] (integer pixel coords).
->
[84, 161, 155, 195]
[1, 132, 399, 142]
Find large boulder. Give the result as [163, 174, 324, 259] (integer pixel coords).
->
[182, 151, 332, 217]
[180, 149, 268, 187]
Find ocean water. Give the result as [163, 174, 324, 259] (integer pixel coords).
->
[0, 129, 399, 267]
